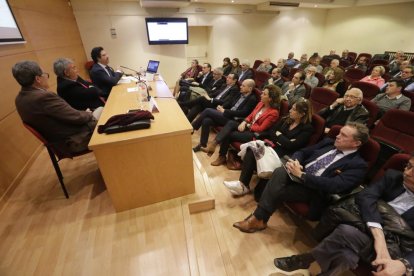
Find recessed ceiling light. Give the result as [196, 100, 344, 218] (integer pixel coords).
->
[231, 0, 234, 3]
[314, 4, 318, 7]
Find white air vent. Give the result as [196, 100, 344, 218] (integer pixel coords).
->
[140, 0, 191, 8]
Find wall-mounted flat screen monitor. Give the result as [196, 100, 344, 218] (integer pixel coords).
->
[145, 17, 188, 45]
[0, 0, 25, 45]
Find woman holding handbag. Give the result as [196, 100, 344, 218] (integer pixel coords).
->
[223, 98, 314, 197]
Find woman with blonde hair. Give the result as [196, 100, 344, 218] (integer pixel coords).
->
[359, 65, 386, 88]
[223, 98, 314, 197]
[322, 67, 346, 96]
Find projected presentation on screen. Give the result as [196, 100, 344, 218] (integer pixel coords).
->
[0, 0, 25, 45]
[145, 18, 188, 45]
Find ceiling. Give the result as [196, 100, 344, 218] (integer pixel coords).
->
[139, 0, 414, 10]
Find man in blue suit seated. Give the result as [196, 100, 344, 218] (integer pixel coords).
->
[274, 153, 414, 276]
[89, 46, 124, 99]
[233, 122, 369, 232]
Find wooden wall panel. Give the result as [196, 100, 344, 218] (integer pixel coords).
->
[0, 52, 39, 120]
[0, 0, 88, 206]
[0, 112, 39, 194]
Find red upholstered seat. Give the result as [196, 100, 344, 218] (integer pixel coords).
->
[22, 122, 92, 198]
[254, 70, 270, 89]
[361, 98, 379, 128]
[344, 68, 366, 84]
[370, 109, 414, 153]
[352, 81, 380, 100]
[309, 87, 339, 113]
[252, 59, 263, 70]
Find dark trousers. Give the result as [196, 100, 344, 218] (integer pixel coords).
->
[239, 148, 257, 187]
[180, 97, 217, 123]
[253, 167, 316, 222]
[192, 108, 230, 147]
[312, 224, 370, 276]
[218, 130, 255, 157]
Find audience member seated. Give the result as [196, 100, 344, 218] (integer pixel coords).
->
[192, 79, 257, 152]
[347, 56, 368, 74]
[232, 122, 369, 232]
[389, 50, 404, 65]
[371, 79, 411, 119]
[264, 68, 284, 88]
[285, 52, 297, 68]
[276, 58, 290, 78]
[204, 85, 282, 165]
[391, 60, 410, 78]
[256, 58, 273, 73]
[222, 57, 232, 76]
[401, 65, 414, 93]
[54, 58, 104, 112]
[274, 153, 414, 276]
[322, 67, 346, 96]
[238, 60, 254, 82]
[319, 88, 368, 133]
[13, 61, 98, 155]
[389, 54, 407, 75]
[293, 54, 308, 69]
[304, 66, 319, 89]
[281, 71, 306, 106]
[89, 46, 124, 99]
[223, 99, 313, 196]
[359, 65, 386, 88]
[322, 59, 340, 79]
[177, 63, 213, 101]
[230, 58, 242, 76]
[340, 49, 353, 63]
[180, 72, 239, 123]
[305, 55, 323, 73]
[173, 59, 201, 96]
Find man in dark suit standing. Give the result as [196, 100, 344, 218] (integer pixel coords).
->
[274, 154, 414, 276]
[13, 60, 97, 155]
[89, 46, 124, 99]
[233, 122, 369, 232]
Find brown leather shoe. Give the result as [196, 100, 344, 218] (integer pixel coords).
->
[201, 140, 217, 156]
[211, 155, 226, 166]
[233, 214, 267, 233]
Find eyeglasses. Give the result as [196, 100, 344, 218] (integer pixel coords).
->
[405, 162, 414, 175]
[344, 94, 360, 99]
[40, 72, 49, 78]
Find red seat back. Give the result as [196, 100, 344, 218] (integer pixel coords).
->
[361, 98, 379, 128]
[352, 81, 380, 100]
[254, 70, 270, 89]
[309, 87, 339, 113]
[344, 68, 366, 84]
[252, 59, 263, 70]
[307, 114, 325, 146]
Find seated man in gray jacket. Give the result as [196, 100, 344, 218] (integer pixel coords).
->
[319, 88, 369, 133]
[13, 60, 97, 155]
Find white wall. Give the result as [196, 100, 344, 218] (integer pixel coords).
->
[71, 0, 413, 87]
[320, 2, 414, 54]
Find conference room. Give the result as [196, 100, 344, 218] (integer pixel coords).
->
[0, 0, 413, 274]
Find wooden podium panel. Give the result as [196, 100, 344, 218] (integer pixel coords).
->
[89, 77, 195, 211]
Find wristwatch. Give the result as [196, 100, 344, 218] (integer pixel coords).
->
[300, 172, 306, 181]
[399, 258, 413, 276]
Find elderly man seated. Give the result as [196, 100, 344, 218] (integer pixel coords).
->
[319, 88, 369, 133]
[233, 122, 369, 232]
[54, 57, 104, 112]
[304, 65, 319, 88]
[322, 59, 341, 78]
[281, 71, 306, 106]
[13, 60, 98, 155]
[371, 79, 411, 119]
[238, 60, 254, 82]
[256, 58, 273, 73]
[274, 153, 414, 276]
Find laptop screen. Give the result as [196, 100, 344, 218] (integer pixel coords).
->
[147, 60, 160, 74]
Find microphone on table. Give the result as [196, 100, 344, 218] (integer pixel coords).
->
[121, 66, 151, 101]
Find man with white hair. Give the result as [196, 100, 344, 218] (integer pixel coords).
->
[256, 58, 272, 73]
[304, 66, 319, 88]
[319, 88, 369, 133]
[322, 59, 340, 78]
[238, 60, 254, 82]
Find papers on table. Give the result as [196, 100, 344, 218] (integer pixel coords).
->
[118, 76, 139, 84]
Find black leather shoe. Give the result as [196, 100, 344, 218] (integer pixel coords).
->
[193, 144, 202, 152]
[274, 254, 313, 272]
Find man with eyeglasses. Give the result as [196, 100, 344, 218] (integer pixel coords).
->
[274, 153, 414, 276]
[177, 63, 214, 102]
[13, 60, 97, 155]
[319, 88, 369, 133]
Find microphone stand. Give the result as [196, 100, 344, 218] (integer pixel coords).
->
[120, 66, 151, 101]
